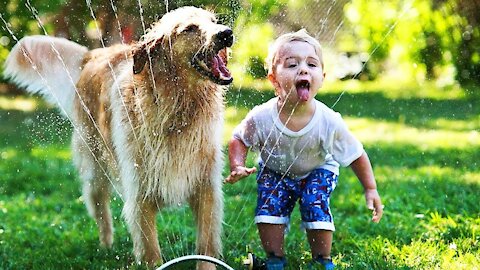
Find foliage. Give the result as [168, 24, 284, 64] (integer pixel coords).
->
[229, 23, 274, 83]
[230, 0, 349, 82]
[1, 0, 479, 90]
[236, 0, 288, 25]
[1, 81, 479, 269]
[341, 0, 479, 88]
[227, 0, 288, 83]
[0, 0, 241, 83]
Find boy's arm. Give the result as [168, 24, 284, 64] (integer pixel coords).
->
[224, 138, 257, 184]
[350, 151, 383, 223]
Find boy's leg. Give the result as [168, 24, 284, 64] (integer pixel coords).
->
[257, 223, 286, 257]
[255, 165, 295, 258]
[299, 168, 338, 265]
[254, 165, 295, 269]
[307, 229, 336, 269]
[306, 229, 333, 259]
[257, 224, 288, 270]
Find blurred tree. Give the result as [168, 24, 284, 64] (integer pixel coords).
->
[225, 0, 287, 83]
[420, 31, 442, 80]
[341, 0, 479, 89]
[271, 0, 349, 45]
[231, 0, 349, 82]
[453, 0, 480, 91]
[1, 0, 478, 90]
[0, 0, 240, 84]
[53, 1, 90, 45]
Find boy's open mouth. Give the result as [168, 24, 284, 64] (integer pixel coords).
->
[295, 80, 310, 101]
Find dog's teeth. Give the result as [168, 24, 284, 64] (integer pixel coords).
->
[199, 60, 209, 70]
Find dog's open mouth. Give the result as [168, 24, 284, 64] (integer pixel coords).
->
[192, 48, 233, 85]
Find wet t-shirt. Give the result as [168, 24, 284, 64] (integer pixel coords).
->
[232, 98, 363, 178]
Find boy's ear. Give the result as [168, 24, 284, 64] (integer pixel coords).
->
[268, 73, 279, 89]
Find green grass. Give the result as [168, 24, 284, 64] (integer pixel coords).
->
[0, 82, 479, 269]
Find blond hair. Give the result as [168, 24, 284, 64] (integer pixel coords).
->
[265, 29, 323, 76]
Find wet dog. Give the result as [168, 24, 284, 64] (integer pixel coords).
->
[4, 6, 233, 269]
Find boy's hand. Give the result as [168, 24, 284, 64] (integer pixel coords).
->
[224, 166, 257, 184]
[365, 188, 383, 223]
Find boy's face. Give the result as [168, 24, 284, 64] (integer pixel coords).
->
[269, 40, 325, 104]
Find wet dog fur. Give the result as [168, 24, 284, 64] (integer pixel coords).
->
[4, 6, 233, 269]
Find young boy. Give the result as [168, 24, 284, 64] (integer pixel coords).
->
[225, 29, 383, 270]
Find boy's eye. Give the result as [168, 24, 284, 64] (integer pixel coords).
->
[308, 63, 317, 67]
[286, 62, 297, 68]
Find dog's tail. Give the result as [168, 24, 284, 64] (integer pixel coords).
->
[3, 35, 88, 117]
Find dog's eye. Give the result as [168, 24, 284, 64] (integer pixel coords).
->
[183, 25, 198, 33]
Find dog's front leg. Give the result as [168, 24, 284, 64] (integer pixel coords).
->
[189, 181, 223, 270]
[125, 199, 162, 267]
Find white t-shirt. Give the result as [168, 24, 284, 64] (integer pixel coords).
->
[232, 98, 363, 178]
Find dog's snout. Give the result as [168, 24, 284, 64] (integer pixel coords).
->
[215, 29, 234, 48]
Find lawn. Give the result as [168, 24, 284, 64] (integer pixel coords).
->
[0, 81, 479, 269]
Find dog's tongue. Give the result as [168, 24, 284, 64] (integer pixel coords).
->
[211, 54, 231, 80]
[297, 86, 310, 101]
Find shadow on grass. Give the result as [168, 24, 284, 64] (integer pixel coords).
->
[331, 173, 480, 269]
[366, 143, 480, 171]
[0, 108, 72, 149]
[2, 101, 478, 196]
[1, 91, 479, 269]
[227, 87, 480, 131]
[0, 108, 74, 197]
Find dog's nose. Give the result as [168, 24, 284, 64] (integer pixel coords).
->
[215, 29, 234, 48]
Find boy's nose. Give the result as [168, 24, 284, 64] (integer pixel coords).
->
[298, 65, 309, 75]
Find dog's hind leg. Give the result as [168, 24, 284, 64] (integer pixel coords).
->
[73, 137, 114, 248]
[82, 169, 114, 248]
[189, 181, 224, 270]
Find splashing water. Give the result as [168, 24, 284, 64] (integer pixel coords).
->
[23, 0, 120, 167]
[0, 13, 120, 199]
[330, 1, 413, 108]
[18, 0, 170, 259]
[1, 0, 415, 266]
[222, 0, 415, 259]
[84, 0, 186, 258]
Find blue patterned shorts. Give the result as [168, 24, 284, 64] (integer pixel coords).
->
[255, 165, 338, 231]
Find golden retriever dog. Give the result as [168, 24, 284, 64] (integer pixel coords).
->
[4, 6, 233, 269]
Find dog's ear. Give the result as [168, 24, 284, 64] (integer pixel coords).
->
[132, 43, 148, 74]
[132, 39, 166, 75]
